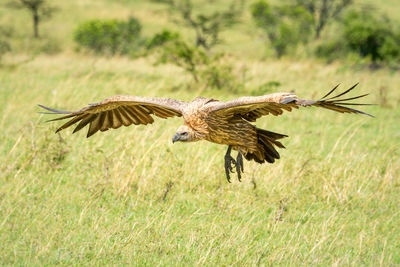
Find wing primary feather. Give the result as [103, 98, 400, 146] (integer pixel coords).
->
[46, 113, 79, 122]
[334, 105, 375, 117]
[317, 102, 374, 117]
[100, 111, 110, 131]
[317, 103, 346, 113]
[38, 104, 73, 114]
[73, 114, 96, 133]
[87, 114, 101, 138]
[106, 110, 114, 128]
[39, 111, 65, 115]
[326, 93, 369, 102]
[98, 112, 106, 130]
[111, 109, 123, 129]
[319, 84, 340, 100]
[329, 103, 376, 106]
[55, 115, 85, 133]
[324, 83, 359, 101]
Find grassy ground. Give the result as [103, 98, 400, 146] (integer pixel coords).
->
[1, 0, 400, 266]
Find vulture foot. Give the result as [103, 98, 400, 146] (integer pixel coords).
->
[236, 152, 244, 182]
[224, 146, 244, 182]
[224, 146, 236, 182]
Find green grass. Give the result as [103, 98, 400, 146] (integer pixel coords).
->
[1, 0, 400, 265]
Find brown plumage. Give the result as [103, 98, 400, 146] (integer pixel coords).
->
[39, 83, 373, 182]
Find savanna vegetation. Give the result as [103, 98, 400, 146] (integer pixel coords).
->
[0, 0, 399, 265]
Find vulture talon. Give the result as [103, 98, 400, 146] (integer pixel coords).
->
[236, 152, 244, 182]
[225, 146, 244, 182]
[225, 164, 232, 183]
[224, 146, 237, 182]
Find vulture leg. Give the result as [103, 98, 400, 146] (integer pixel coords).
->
[236, 152, 244, 182]
[224, 146, 236, 183]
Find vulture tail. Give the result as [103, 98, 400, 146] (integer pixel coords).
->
[244, 128, 288, 164]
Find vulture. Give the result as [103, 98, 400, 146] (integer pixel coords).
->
[39, 83, 373, 182]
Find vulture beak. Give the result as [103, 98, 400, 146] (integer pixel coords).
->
[172, 133, 180, 143]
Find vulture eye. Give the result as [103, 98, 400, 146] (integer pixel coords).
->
[182, 132, 188, 136]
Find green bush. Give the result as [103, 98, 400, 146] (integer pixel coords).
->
[251, 0, 313, 57]
[342, 10, 400, 63]
[315, 39, 349, 62]
[198, 55, 241, 91]
[157, 40, 208, 83]
[146, 29, 180, 49]
[74, 17, 142, 55]
[155, 39, 242, 91]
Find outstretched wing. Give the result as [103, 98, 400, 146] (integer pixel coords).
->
[208, 83, 374, 121]
[39, 96, 185, 137]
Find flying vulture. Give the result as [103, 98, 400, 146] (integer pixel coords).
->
[39, 84, 373, 182]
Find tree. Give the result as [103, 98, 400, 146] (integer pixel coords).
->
[155, 0, 243, 50]
[9, 0, 56, 38]
[251, 0, 313, 57]
[146, 29, 180, 50]
[293, 0, 352, 38]
[157, 39, 208, 82]
[152, 38, 242, 90]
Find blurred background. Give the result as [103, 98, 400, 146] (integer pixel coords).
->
[0, 0, 399, 265]
[1, 0, 400, 72]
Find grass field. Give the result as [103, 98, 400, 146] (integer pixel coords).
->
[1, 0, 400, 266]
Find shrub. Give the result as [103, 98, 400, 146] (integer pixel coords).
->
[198, 55, 241, 91]
[315, 39, 349, 62]
[155, 39, 242, 91]
[146, 29, 180, 49]
[157, 40, 208, 83]
[74, 17, 142, 55]
[251, 0, 313, 57]
[342, 10, 400, 63]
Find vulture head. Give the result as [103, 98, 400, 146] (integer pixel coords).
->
[172, 125, 198, 143]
